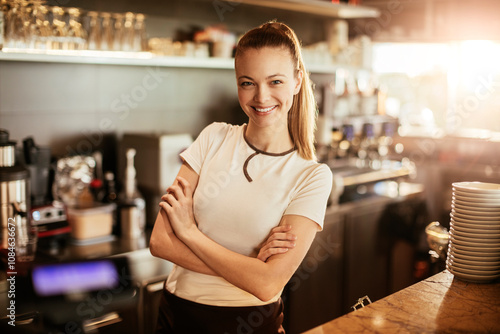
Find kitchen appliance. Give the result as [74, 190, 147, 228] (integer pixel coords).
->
[0, 129, 31, 252]
[22, 136, 51, 206]
[120, 133, 193, 225]
[10, 257, 138, 333]
[30, 203, 70, 241]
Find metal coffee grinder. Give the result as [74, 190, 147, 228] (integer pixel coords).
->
[0, 129, 31, 254]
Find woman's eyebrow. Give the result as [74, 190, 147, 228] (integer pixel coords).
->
[267, 73, 286, 79]
[237, 73, 286, 81]
[238, 75, 254, 81]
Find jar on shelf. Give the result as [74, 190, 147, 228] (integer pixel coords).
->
[67, 7, 87, 50]
[132, 13, 146, 52]
[112, 13, 124, 51]
[100, 12, 113, 51]
[122, 12, 135, 51]
[51, 6, 68, 50]
[86, 11, 101, 50]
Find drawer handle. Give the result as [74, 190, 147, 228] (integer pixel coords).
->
[352, 295, 372, 311]
[147, 281, 165, 293]
[83, 312, 122, 331]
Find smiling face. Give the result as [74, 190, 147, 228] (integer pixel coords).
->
[235, 46, 302, 133]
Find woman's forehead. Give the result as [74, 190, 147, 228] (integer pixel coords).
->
[235, 47, 295, 72]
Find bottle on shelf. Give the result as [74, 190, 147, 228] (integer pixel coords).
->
[378, 122, 395, 159]
[102, 171, 119, 235]
[118, 148, 146, 239]
[358, 122, 379, 165]
[336, 124, 354, 159]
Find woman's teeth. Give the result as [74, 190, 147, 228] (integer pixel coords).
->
[254, 106, 275, 112]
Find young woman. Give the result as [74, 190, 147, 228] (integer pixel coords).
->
[149, 21, 332, 333]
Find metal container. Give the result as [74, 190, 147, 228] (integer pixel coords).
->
[0, 129, 31, 250]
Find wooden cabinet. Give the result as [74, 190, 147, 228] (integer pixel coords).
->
[283, 189, 427, 334]
[283, 208, 345, 334]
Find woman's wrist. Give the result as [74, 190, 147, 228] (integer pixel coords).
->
[177, 222, 200, 244]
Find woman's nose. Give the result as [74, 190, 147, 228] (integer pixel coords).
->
[254, 85, 270, 102]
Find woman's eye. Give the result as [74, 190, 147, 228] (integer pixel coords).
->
[240, 81, 253, 87]
[271, 80, 282, 85]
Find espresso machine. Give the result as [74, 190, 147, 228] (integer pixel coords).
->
[0, 129, 31, 252]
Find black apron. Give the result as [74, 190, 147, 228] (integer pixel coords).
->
[156, 286, 285, 334]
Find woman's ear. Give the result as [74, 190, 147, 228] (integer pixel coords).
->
[294, 70, 303, 95]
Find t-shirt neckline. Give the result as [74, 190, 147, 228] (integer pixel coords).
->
[242, 124, 296, 182]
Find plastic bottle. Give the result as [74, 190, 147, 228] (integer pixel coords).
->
[119, 148, 146, 238]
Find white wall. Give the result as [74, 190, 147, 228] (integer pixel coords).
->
[0, 61, 240, 157]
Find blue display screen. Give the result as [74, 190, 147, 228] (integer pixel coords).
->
[32, 260, 120, 296]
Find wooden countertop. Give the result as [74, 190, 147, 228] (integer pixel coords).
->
[304, 270, 500, 333]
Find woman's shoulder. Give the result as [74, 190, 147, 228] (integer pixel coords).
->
[307, 161, 333, 182]
[201, 122, 244, 138]
[294, 156, 332, 180]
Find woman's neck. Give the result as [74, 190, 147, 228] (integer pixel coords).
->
[244, 123, 294, 153]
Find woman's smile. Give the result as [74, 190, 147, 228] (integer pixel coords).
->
[252, 105, 278, 114]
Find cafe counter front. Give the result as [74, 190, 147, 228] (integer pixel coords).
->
[304, 270, 500, 333]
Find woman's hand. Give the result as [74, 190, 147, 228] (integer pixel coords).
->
[159, 176, 197, 240]
[257, 225, 297, 262]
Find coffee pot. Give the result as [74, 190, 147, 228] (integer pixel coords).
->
[0, 129, 30, 250]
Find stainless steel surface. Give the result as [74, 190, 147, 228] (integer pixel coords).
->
[0, 130, 31, 250]
[111, 247, 173, 284]
[0, 146, 15, 168]
[330, 159, 413, 187]
[0, 129, 16, 167]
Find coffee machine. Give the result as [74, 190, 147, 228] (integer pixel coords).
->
[0, 129, 31, 251]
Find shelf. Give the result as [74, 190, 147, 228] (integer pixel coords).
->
[0, 49, 236, 69]
[0, 49, 352, 74]
[229, 0, 380, 18]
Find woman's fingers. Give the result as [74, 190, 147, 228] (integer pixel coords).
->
[257, 225, 297, 262]
[257, 239, 296, 262]
[257, 247, 289, 262]
[266, 225, 297, 244]
[161, 177, 193, 202]
[176, 176, 193, 198]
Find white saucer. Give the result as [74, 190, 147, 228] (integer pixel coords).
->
[451, 218, 500, 231]
[453, 198, 500, 208]
[451, 201, 500, 212]
[452, 182, 500, 194]
[449, 241, 500, 254]
[453, 189, 500, 199]
[450, 220, 500, 234]
[451, 209, 500, 220]
[452, 195, 500, 204]
[449, 245, 500, 259]
[448, 247, 500, 261]
[451, 211, 500, 222]
[452, 204, 500, 217]
[450, 235, 500, 248]
[447, 260, 500, 275]
[447, 266, 500, 283]
[450, 226, 500, 239]
[448, 253, 500, 266]
[450, 229, 500, 242]
[447, 259, 500, 273]
[451, 214, 500, 225]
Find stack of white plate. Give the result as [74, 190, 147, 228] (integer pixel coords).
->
[446, 181, 500, 283]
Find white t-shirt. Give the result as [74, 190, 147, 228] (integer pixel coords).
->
[166, 122, 332, 306]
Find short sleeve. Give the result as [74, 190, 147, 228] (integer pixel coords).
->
[180, 122, 228, 174]
[284, 163, 332, 230]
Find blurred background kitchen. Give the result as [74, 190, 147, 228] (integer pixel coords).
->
[0, 0, 499, 333]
